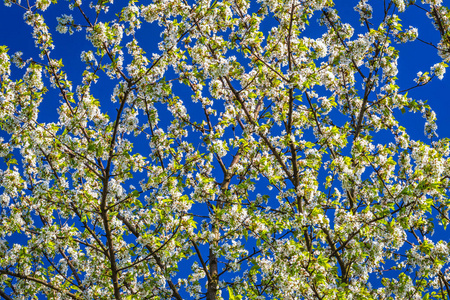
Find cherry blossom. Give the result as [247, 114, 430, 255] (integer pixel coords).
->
[1, 0, 450, 299]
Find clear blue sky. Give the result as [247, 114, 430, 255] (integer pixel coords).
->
[1, 1, 449, 139]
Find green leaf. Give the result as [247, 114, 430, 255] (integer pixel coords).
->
[228, 287, 242, 300]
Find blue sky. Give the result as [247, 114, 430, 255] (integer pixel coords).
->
[2, 1, 449, 139]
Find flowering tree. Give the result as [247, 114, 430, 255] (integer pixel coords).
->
[1, 0, 450, 298]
